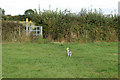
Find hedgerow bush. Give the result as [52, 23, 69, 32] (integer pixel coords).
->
[2, 20, 25, 42]
[32, 8, 118, 42]
[2, 7, 118, 43]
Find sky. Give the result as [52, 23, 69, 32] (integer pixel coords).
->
[0, 0, 119, 15]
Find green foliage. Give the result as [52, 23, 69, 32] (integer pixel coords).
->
[31, 8, 118, 42]
[2, 8, 118, 43]
[5, 15, 26, 21]
[24, 9, 35, 21]
[28, 34, 51, 44]
[37, 38, 51, 44]
[24, 9, 35, 16]
[2, 20, 25, 42]
[2, 42, 118, 78]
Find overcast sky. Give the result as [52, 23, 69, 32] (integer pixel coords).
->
[0, 0, 119, 15]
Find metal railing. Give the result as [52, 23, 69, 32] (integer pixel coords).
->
[25, 26, 42, 36]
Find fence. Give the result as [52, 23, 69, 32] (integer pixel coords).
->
[25, 26, 42, 36]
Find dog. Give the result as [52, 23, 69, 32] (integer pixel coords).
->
[67, 48, 72, 57]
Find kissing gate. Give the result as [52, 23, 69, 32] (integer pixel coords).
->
[25, 18, 42, 36]
[25, 26, 42, 36]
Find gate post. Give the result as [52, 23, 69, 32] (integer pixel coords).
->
[26, 18, 29, 36]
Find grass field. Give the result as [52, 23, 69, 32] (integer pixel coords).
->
[2, 42, 118, 78]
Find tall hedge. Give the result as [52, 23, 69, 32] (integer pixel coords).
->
[32, 8, 118, 42]
[2, 20, 25, 42]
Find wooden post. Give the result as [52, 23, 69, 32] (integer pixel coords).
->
[86, 30, 87, 43]
[19, 26, 20, 36]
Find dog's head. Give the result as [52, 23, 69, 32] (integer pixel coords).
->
[67, 48, 69, 51]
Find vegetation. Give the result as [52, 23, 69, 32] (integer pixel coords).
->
[4, 8, 118, 42]
[2, 42, 118, 78]
[2, 20, 25, 42]
[5, 15, 26, 21]
[24, 9, 35, 21]
[1, 7, 118, 78]
[32, 8, 118, 42]
[2, 7, 118, 42]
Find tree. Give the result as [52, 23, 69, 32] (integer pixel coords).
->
[24, 9, 34, 16]
[24, 9, 35, 20]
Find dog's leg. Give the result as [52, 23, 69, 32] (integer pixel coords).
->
[68, 52, 69, 56]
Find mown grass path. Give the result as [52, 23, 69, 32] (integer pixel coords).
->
[2, 42, 118, 78]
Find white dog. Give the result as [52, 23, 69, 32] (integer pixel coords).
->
[67, 48, 72, 57]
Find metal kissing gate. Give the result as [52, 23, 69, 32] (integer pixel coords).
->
[25, 18, 42, 36]
[25, 26, 42, 36]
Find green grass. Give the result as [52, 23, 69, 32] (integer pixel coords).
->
[2, 42, 118, 78]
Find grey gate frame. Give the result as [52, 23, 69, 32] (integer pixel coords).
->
[25, 26, 42, 36]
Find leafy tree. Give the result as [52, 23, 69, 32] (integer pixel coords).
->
[24, 9, 34, 16]
[24, 9, 35, 20]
